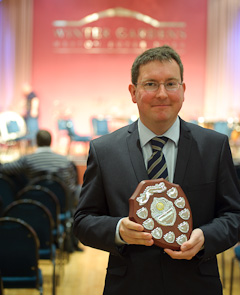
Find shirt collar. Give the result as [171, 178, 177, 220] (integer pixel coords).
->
[35, 146, 52, 153]
[138, 117, 180, 148]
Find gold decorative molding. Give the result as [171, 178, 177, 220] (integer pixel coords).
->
[52, 7, 186, 28]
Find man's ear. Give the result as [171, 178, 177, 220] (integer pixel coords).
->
[182, 82, 186, 92]
[129, 84, 137, 103]
[182, 82, 186, 102]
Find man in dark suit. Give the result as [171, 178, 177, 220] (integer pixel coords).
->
[73, 46, 240, 295]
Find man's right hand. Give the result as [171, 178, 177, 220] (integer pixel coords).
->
[119, 217, 154, 246]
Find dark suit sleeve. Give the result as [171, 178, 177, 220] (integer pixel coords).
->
[199, 136, 240, 258]
[73, 141, 122, 255]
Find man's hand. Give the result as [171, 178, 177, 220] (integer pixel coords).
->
[164, 228, 205, 260]
[119, 217, 154, 246]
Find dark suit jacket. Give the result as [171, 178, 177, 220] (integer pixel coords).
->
[74, 118, 240, 295]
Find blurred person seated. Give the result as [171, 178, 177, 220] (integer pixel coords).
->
[0, 129, 83, 251]
[0, 129, 81, 205]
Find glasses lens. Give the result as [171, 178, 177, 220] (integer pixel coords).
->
[165, 81, 179, 91]
[143, 82, 158, 92]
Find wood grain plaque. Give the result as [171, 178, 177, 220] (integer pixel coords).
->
[129, 179, 193, 250]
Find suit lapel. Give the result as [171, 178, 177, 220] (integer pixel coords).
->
[126, 122, 149, 183]
[173, 119, 192, 185]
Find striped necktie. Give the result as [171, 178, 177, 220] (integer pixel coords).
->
[147, 136, 169, 180]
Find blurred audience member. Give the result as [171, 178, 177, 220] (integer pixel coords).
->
[0, 129, 83, 251]
[0, 129, 80, 205]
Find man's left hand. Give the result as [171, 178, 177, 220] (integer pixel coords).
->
[164, 228, 205, 260]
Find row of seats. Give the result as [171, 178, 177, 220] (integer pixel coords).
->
[0, 172, 75, 295]
[0, 113, 110, 157]
[0, 216, 44, 295]
[57, 117, 109, 154]
[1, 113, 135, 158]
[189, 119, 234, 138]
[58, 116, 135, 154]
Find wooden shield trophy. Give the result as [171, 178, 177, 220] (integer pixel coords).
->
[129, 179, 193, 250]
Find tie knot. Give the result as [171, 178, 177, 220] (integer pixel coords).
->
[151, 136, 168, 152]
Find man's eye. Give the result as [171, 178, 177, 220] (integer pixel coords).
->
[166, 81, 177, 87]
[144, 82, 157, 87]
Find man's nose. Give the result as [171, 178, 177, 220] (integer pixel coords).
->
[155, 84, 168, 97]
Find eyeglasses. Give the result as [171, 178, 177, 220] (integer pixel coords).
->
[135, 80, 183, 92]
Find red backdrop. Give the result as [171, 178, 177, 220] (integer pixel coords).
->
[32, 0, 207, 145]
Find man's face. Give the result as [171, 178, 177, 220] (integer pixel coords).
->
[129, 60, 186, 134]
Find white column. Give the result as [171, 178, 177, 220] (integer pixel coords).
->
[204, 0, 240, 121]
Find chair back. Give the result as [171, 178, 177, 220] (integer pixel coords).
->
[3, 199, 55, 258]
[65, 120, 75, 136]
[16, 185, 65, 271]
[0, 111, 26, 142]
[0, 217, 42, 291]
[213, 121, 233, 137]
[30, 175, 69, 214]
[0, 271, 3, 295]
[92, 117, 109, 136]
[6, 120, 20, 133]
[0, 173, 16, 216]
[62, 119, 92, 155]
[16, 184, 60, 231]
[57, 119, 68, 131]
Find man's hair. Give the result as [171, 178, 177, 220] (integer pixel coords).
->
[36, 130, 52, 147]
[131, 45, 184, 85]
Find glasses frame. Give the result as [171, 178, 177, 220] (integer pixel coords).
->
[134, 80, 183, 92]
